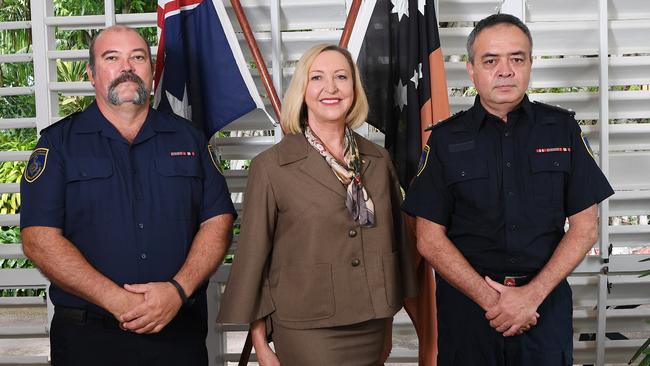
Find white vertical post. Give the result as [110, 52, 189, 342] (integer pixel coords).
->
[207, 278, 226, 366]
[499, 0, 525, 21]
[105, 0, 116, 26]
[595, 0, 610, 364]
[270, 0, 283, 143]
[31, 1, 57, 132]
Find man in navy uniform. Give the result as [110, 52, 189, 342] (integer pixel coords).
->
[403, 14, 614, 365]
[20, 25, 236, 365]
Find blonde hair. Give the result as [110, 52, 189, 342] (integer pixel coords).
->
[281, 44, 369, 134]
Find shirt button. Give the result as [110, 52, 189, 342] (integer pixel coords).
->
[351, 259, 361, 267]
[138, 223, 144, 229]
[509, 258, 517, 264]
[509, 224, 517, 231]
[553, 161, 560, 167]
[81, 172, 87, 177]
[504, 132, 510, 137]
[348, 229, 357, 238]
[506, 161, 512, 168]
[507, 191, 515, 197]
[460, 171, 466, 177]
[140, 253, 147, 260]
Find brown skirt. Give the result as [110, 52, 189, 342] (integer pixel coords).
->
[272, 318, 387, 366]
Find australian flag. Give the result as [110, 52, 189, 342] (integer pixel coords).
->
[154, 0, 267, 138]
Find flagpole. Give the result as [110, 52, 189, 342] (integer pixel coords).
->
[230, 0, 282, 123]
[228, 2, 283, 364]
[339, 0, 362, 48]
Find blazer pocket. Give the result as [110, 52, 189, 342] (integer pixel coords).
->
[273, 263, 335, 322]
[382, 252, 403, 308]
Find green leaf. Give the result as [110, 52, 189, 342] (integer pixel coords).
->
[630, 337, 650, 364]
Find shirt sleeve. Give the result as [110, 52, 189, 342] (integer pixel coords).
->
[20, 134, 66, 229]
[199, 141, 237, 223]
[565, 118, 615, 216]
[402, 133, 454, 226]
[217, 156, 277, 324]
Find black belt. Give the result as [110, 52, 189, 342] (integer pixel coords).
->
[55, 306, 123, 330]
[481, 272, 533, 287]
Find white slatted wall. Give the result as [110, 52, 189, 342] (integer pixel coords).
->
[0, 0, 648, 365]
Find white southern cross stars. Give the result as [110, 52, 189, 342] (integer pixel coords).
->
[391, 0, 409, 21]
[410, 63, 423, 89]
[166, 85, 192, 121]
[418, 0, 426, 15]
[395, 78, 408, 111]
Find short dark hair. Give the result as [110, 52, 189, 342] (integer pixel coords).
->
[466, 13, 533, 63]
[88, 25, 153, 75]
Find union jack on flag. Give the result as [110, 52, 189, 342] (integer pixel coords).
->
[154, 0, 269, 137]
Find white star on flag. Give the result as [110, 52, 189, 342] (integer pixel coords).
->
[418, 0, 425, 15]
[391, 0, 409, 21]
[395, 78, 408, 111]
[410, 63, 423, 89]
[166, 85, 192, 121]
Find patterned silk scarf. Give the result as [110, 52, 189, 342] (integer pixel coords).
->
[304, 125, 376, 227]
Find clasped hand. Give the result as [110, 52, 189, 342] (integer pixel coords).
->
[113, 282, 183, 334]
[484, 276, 540, 337]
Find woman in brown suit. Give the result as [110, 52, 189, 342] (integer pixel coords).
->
[217, 44, 417, 366]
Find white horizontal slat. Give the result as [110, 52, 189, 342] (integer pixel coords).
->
[0, 118, 37, 129]
[0, 244, 23, 259]
[574, 339, 645, 364]
[239, 29, 341, 64]
[226, 0, 346, 32]
[0, 183, 20, 194]
[583, 123, 650, 153]
[45, 13, 156, 30]
[224, 169, 248, 193]
[441, 20, 650, 57]
[0, 296, 45, 307]
[0, 214, 20, 227]
[449, 91, 650, 120]
[0, 151, 31, 162]
[527, 0, 650, 22]
[574, 254, 650, 274]
[213, 136, 274, 160]
[0, 53, 32, 63]
[608, 189, 650, 216]
[223, 109, 277, 131]
[438, 0, 501, 22]
[609, 224, 650, 248]
[609, 151, 650, 191]
[0, 269, 48, 289]
[0, 20, 31, 31]
[0, 87, 33, 97]
[0, 355, 50, 365]
[573, 308, 650, 333]
[0, 325, 47, 338]
[570, 275, 650, 307]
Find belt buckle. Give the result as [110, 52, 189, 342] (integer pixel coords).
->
[503, 276, 520, 287]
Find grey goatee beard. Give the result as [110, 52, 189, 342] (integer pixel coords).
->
[107, 72, 149, 105]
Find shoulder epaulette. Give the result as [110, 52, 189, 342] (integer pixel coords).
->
[533, 101, 576, 117]
[39, 111, 81, 135]
[425, 110, 466, 132]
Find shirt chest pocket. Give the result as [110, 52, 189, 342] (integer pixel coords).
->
[529, 153, 571, 207]
[65, 158, 114, 223]
[443, 159, 492, 209]
[154, 157, 203, 220]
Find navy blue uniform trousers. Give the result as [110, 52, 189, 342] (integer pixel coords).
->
[436, 277, 573, 366]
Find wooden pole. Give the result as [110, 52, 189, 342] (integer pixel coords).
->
[339, 0, 362, 48]
[230, 0, 282, 122]
[228, 1, 283, 364]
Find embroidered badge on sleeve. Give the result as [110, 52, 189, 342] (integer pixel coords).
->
[25, 148, 49, 183]
[581, 131, 595, 160]
[416, 145, 430, 177]
[207, 144, 223, 174]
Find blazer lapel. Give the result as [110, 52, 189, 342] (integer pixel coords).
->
[278, 133, 347, 198]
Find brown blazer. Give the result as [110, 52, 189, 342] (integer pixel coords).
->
[217, 132, 417, 330]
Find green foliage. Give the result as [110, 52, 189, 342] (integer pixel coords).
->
[629, 257, 650, 365]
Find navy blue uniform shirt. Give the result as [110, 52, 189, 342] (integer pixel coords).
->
[403, 95, 614, 275]
[20, 102, 236, 314]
